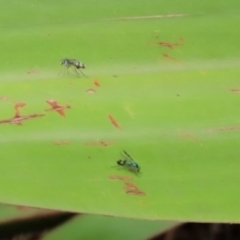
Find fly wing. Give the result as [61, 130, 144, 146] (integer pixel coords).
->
[122, 150, 135, 162]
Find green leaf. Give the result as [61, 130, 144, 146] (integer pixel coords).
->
[1, 0, 240, 223]
[46, 215, 176, 240]
[0, 204, 176, 239]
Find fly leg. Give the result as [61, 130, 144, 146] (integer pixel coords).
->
[66, 67, 70, 76]
[57, 66, 65, 77]
[76, 68, 88, 78]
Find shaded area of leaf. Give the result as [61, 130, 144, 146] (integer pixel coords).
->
[0, 211, 77, 239]
[149, 222, 240, 240]
[45, 214, 176, 240]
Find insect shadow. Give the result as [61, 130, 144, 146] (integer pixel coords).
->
[58, 58, 88, 78]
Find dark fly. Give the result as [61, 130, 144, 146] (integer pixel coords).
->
[117, 150, 140, 173]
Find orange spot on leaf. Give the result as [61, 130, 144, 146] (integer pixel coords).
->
[124, 181, 146, 196]
[14, 102, 26, 118]
[0, 103, 45, 126]
[111, 175, 146, 196]
[93, 79, 101, 87]
[108, 114, 122, 130]
[152, 38, 184, 49]
[46, 100, 71, 117]
[158, 42, 174, 49]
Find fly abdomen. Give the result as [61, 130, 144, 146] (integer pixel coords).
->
[76, 62, 85, 69]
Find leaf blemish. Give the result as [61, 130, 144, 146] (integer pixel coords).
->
[93, 79, 101, 87]
[152, 37, 184, 49]
[0, 103, 45, 126]
[0, 96, 9, 101]
[110, 176, 146, 196]
[86, 89, 96, 94]
[210, 126, 240, 132]
[46, 100, 71, 117]
[108, 114, 122, 130]
[124, 181, 146, 196]
[162, 53, 179, 62]
[229, 89, 240, 94]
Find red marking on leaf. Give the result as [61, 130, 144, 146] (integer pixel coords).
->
[111, 176, 146, 196]
[93, 79, 101, 87]
[158, 42, 174, 49]
[124, 181, 146, 196]
[162, 53, 179, 61]
[0, 103, 45, 126]
[46, 100, 71, 117]
[86, 89, 96, 93]
[108, 114, 122, 130]
[14, 102, 26, 117]
[109, 175, 133, 181]
[126, 190, 146, 196]
[153, 38, 184, 49]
